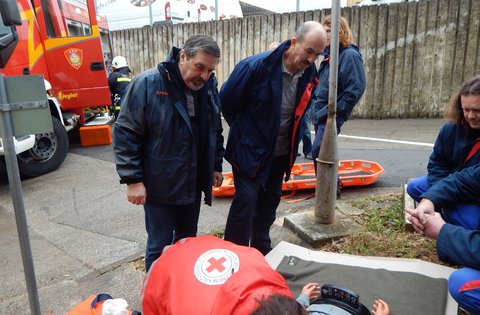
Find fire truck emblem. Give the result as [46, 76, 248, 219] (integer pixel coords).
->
[193, 249, 240, 286]
[64, 48, 83, 69]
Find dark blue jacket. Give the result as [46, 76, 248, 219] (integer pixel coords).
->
[113, 48, 224, 205]
[311, 44, 366, 128]
[220, 40, 318, 184]
[426, 123, 480, 189]
[423, 165, 480, 207]
[437, 224, 480, 270]
[432, 165, 480, 269]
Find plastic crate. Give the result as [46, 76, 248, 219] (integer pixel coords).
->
[79, 125, 112, 146]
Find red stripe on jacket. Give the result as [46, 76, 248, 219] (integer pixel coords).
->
[289, 77, 319, 170]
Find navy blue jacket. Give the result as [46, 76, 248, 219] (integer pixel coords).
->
[220, 40, 318, 184]
[423, 164, 480, 207]
[432, 165, 480, 269]
[113, 48, 224, 206]
[426, 123, 480, 190]
[437, 224, 480, 270]
[311, 44, 366, 128]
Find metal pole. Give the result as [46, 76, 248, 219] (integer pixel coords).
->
[296, 0, 300, 12]
[215, 0, 219, 20]
[149, 0, 153, 26]
[314, 0, 340, 224]
[0, 75, 41, 315]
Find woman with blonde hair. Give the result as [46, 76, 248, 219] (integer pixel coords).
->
[310, 16, 366, 196]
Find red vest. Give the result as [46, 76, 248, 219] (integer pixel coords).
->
[141, 235, 293, 315]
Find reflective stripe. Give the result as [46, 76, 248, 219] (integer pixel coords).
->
[117, 77, 132, 82]
[460, 280, 480, 292]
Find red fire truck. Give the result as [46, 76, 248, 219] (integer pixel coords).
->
[0, 0, 112, 177]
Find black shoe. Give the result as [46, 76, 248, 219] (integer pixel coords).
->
[296, 153, 301, 157]
[304, 153, 313, 160]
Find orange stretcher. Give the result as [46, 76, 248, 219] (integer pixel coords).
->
[212, 160, 384, 198]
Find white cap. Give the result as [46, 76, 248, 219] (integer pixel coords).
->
[112, 56, 128, 69]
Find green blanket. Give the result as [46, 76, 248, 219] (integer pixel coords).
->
[276, 255, 448, 315]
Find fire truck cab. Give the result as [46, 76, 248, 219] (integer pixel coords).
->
[0, 0, 112, 177]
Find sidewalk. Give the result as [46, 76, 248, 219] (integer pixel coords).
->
[0, 119, 444, 314]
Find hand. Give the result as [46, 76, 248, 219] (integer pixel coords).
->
[213, 171, 224, 187]
[301, 283, 321, 301]
[372, 299, 389, 315]
[422, 212, 445, 240]
[127, 182, 147, 205]
[405, 208, 445, 240]
[413, 198, 436, 224]
[405, 207, 425, 234]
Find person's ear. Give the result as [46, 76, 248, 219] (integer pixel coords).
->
[179, 50, 187, 64]
[291, 37, 297, 46]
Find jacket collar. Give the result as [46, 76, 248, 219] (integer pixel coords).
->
[116, 66, 131, 74]
[323, 43, 361, 56]
[263, 39, 291, 74]
[158, 47, 181, 82]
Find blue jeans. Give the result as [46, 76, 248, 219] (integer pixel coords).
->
[407, 176, 480, 230]
[449, 267, 480, 314]
[143, 192, 201, 271]
[224, 155, 288, 255]
[300, 115, 312, 156]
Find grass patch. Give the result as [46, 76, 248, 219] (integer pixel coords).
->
[208, 227, 225, 239]
[321, 193, 441, 264]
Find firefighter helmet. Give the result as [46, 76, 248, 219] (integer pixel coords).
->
[112, 56, 128, 69]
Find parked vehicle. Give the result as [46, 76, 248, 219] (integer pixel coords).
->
[0, 0, 113, 177]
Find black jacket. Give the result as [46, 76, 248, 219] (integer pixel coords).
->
[108, 66, 132, 96]
[113, 48, 224, 205]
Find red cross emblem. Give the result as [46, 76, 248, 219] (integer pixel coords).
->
[194, 249, 240, 285]
[206, 256, 226, 273]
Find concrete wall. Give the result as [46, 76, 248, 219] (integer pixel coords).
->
[110, 0, 480, 118]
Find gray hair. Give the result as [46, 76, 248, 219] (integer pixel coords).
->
[183, 34, 221, 59]
[294, 21, 320, 42]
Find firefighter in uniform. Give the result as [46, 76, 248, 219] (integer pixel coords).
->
[108, 56, 132, 119]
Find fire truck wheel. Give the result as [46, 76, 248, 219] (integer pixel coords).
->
[17, 116, 69, 178]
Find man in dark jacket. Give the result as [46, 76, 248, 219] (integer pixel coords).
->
[108, 56, 132, 118]
[113, 35, 225, 271]
[406, 165, 480, 314]
[220, 21, 327, 255]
